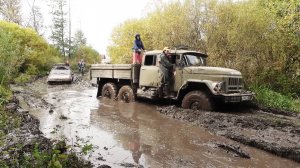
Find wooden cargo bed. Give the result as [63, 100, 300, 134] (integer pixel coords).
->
[90, 64, 140, 83]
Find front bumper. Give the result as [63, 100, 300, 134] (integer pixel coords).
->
[47, 77, 73, 83]
[217, 92, 254, 103]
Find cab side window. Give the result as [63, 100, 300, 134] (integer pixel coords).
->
[176, 54, 181, 66]
[144, 55, 157, 66]
[169, 54, 177, 64]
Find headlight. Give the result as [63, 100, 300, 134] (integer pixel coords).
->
[213, 81, 225, 92]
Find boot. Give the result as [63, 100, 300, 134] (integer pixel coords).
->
[164, 84, 171, 97]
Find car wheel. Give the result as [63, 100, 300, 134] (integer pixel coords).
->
[117, 85, 135, 103]
[101, 83, 117, 99]
[181, 91, 213, 111]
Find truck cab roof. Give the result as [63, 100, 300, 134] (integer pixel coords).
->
[145, 50, 208, 57]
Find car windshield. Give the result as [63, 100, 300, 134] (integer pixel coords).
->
[55, 66, 69, 70]
[50, 66, 70, 74]
[184, 54, 206, 66]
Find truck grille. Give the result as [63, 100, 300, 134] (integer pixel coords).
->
[228, 78, 242, 86]
[226, 77, 243, 93]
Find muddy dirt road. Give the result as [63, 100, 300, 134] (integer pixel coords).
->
[12, 77, 300, 168]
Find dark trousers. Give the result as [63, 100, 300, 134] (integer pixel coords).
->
[161, 69, 172, 95]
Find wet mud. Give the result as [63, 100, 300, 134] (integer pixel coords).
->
[158, 106, 300, 163]
[0, 102, 92, 167]
[0, 105, 45, 162]
[10, 76, 300, 167]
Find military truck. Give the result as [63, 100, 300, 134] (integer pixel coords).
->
[90, 50, 254, 111]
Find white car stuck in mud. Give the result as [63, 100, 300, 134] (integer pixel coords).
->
[47, 64, 73, 84]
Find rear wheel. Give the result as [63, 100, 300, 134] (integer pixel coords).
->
[117, 85, 135, 103]
[101, 83, 117, 99]
[181, 91, 213, 111]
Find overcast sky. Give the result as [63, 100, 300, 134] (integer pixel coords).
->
[22, 0, 171, 55]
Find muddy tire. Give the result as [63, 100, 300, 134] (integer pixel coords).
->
[117, 85, 135, 103]
[101, 83, 117, 99]
[181, 91, 213, 111]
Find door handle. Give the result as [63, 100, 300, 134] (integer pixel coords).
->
[141, 68, 146, 70]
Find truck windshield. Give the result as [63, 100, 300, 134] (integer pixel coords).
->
[184, 54, 206, 66]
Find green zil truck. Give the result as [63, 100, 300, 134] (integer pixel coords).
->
[90, 50, 254, 111]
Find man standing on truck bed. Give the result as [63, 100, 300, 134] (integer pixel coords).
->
[159, 47, 174, 97]
[132, 33, 145, 64]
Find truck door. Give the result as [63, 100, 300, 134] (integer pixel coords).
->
[174, 54, 183, 91]
[139, 54, 161, 87]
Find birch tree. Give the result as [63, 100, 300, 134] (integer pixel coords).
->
[0, 0, 22, 24]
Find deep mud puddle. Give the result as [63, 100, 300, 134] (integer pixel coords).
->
[14, 79, 300, 167]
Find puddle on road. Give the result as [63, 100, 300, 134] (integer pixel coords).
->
[26, 86, 299, 168]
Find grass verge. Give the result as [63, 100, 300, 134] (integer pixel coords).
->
[250, 85, 300, 113]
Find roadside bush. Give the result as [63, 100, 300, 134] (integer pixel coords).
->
[72, 45, 100, 63]
[0, 21, 62, 83]
[0, 27, 23, 85]
[0, 86, 12, 105]
[26, 64, 38, 76]
[293, 100, 300, 113]
[14, 73, 33, 84]
[251, 85, 299, 112]
[2, 142, 92, 168]
[0, 108, 21, 140]
[71, 45, 100, 72]
[258, 69, 300, 97]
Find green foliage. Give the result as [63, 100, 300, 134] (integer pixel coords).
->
[0, 21, 61, 84]
[3, 141, 92, 167]
[14, 73, 33, 85]
[81, 144, 93, 155]
[74, 45, 100, 64]
[0, 161, 9, 168]
[251, 85, 300, 112]
[0, 26, 23, 85]
[47, 154, 63, 168]
[0, 107, 21, 140]
[26, 64, 38, 75]
[0, 86, 12, 105]
[71, 45, 100, 69]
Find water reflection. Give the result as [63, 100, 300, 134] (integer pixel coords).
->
[93, 98, 300, 168]
[26, 86, 300, 168]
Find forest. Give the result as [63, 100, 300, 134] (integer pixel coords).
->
[108, 0, 300, 112]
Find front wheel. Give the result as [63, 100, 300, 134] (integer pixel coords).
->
[101, 83, 117, 99]
[181, 91, 213, 111]
[117, 85, 135, 103]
